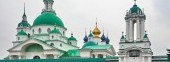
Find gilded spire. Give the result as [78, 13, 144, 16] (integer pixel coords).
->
[92, 20, 101, 38]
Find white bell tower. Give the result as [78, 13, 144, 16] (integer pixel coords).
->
[118, 0, 153, 62]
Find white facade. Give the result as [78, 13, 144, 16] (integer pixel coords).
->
[118, 2, 153, 62]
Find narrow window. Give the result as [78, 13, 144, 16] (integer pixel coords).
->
[69, 42, 72, 45]
[52, 35, 54, 39]
[50, 43, 54, 46]
[32, 29, 34, 34]
[38, 28, 41, 34]
[47, 28, 51, 33]
[18, 37, 20, 40]
[60, 44, 62, 47]
[92, 54, 95, 58]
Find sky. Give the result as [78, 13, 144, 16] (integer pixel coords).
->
[0, 0, 170, 59]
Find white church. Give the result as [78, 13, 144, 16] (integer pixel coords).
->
[2, 0, 169, 62]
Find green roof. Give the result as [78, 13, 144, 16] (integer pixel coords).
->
[1, 58, 106, 62]
[18, 21, 31, 27]
[130, 4, 141, 13]
[50, 28, 61, 34]
[68, 35, 77, 41]
[82, 41, 97, 48]
[60, 50, 80, 58]
[144, 34, 148, 38]
[17, 30, 27, 36]
[33, 12, 65, 28]
[83, 45, 111, 50]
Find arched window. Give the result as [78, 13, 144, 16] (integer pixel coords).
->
[28, 33, 30, 38]
[18, 37, 20, 40]
[50, 43, 54, 46]
[52, 35, 54, 39]
[32, 29, 34, 34]
[63, 31, 65, 35]
[60, 44, 62, 47]
[47, 28, 51, 33]
[92, 54, 95, 58]
[46, 54, 54, 59]
[98, 54, 103, 58]
[69, 42, 71, 45]
[33, 56, 40, 59]
[38, 28, 41, 34]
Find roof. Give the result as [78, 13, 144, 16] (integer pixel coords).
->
[33, 12, 65, 28]
[68, 36, 77, 41]
[50, 28, 61, 34]
[18, 21, 31, 28]
[1, 58, 106, 62]
[17, 30, 27, 36]
[60, 50, 80, 58]
[83, 45, 112, 50]
[130, 4, 141, 13]
[82, 41, 97, 48]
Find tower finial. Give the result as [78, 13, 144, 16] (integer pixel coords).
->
[22, 2, 27, 21]
[96, 18, 98, 27]
[24, 3, 25, 15]
[134, 0, 137, 5]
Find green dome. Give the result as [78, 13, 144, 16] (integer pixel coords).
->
[18, 21, 31, 27]
[50, 28, 61, 34]
[82, 41, 97, 48]
[17, 30, 27, 36]
[130, 5, 141, 13]
[88, 33, 93, 37]
[33, 12, 65, 28]
[68, 36, 77, 41]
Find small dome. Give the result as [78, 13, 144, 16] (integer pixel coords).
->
[105, 37, 110, 44]
[101, 34, 106, 41]
[88, 32, 93, 37]
[18, 21, 31, 27]
[68, 33, 77, 41]
[33, 12, 65, 28]
[82, 41, 97, 48]
[17, 30, 27, 36]
[83, 35, 88, 43]
[130, 4, 141, 13]
[50, 28, 61, 34]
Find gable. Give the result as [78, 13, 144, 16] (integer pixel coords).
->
[8, 38, 61, 52]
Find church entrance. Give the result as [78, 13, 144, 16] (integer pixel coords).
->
[33, 56, 40, 59]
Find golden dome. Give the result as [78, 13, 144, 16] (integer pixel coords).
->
[92, 22, 101, 38]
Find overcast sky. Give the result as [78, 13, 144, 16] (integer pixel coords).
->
[0, 0, 170, 59]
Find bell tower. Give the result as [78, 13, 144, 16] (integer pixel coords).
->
[118, 0, 153, 62]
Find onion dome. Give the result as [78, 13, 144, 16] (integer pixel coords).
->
[18, 4, 31, 28]
[105, 37, 110, 44]
[33, 12, 65, 28]
[130, 0, 142, 13]
[130, 4, 141, 13]
[88, 30, 93, 37]
[83, 35, 88, 43]
[68, 33, 77, 41]
[82, 41, 97, 48]
[92, 22, 101, 38]
[101, 34, 106, 42]
[49, 28, 61, 34]
[17, 30, 27, 36]
[18, 21, 31, 27]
